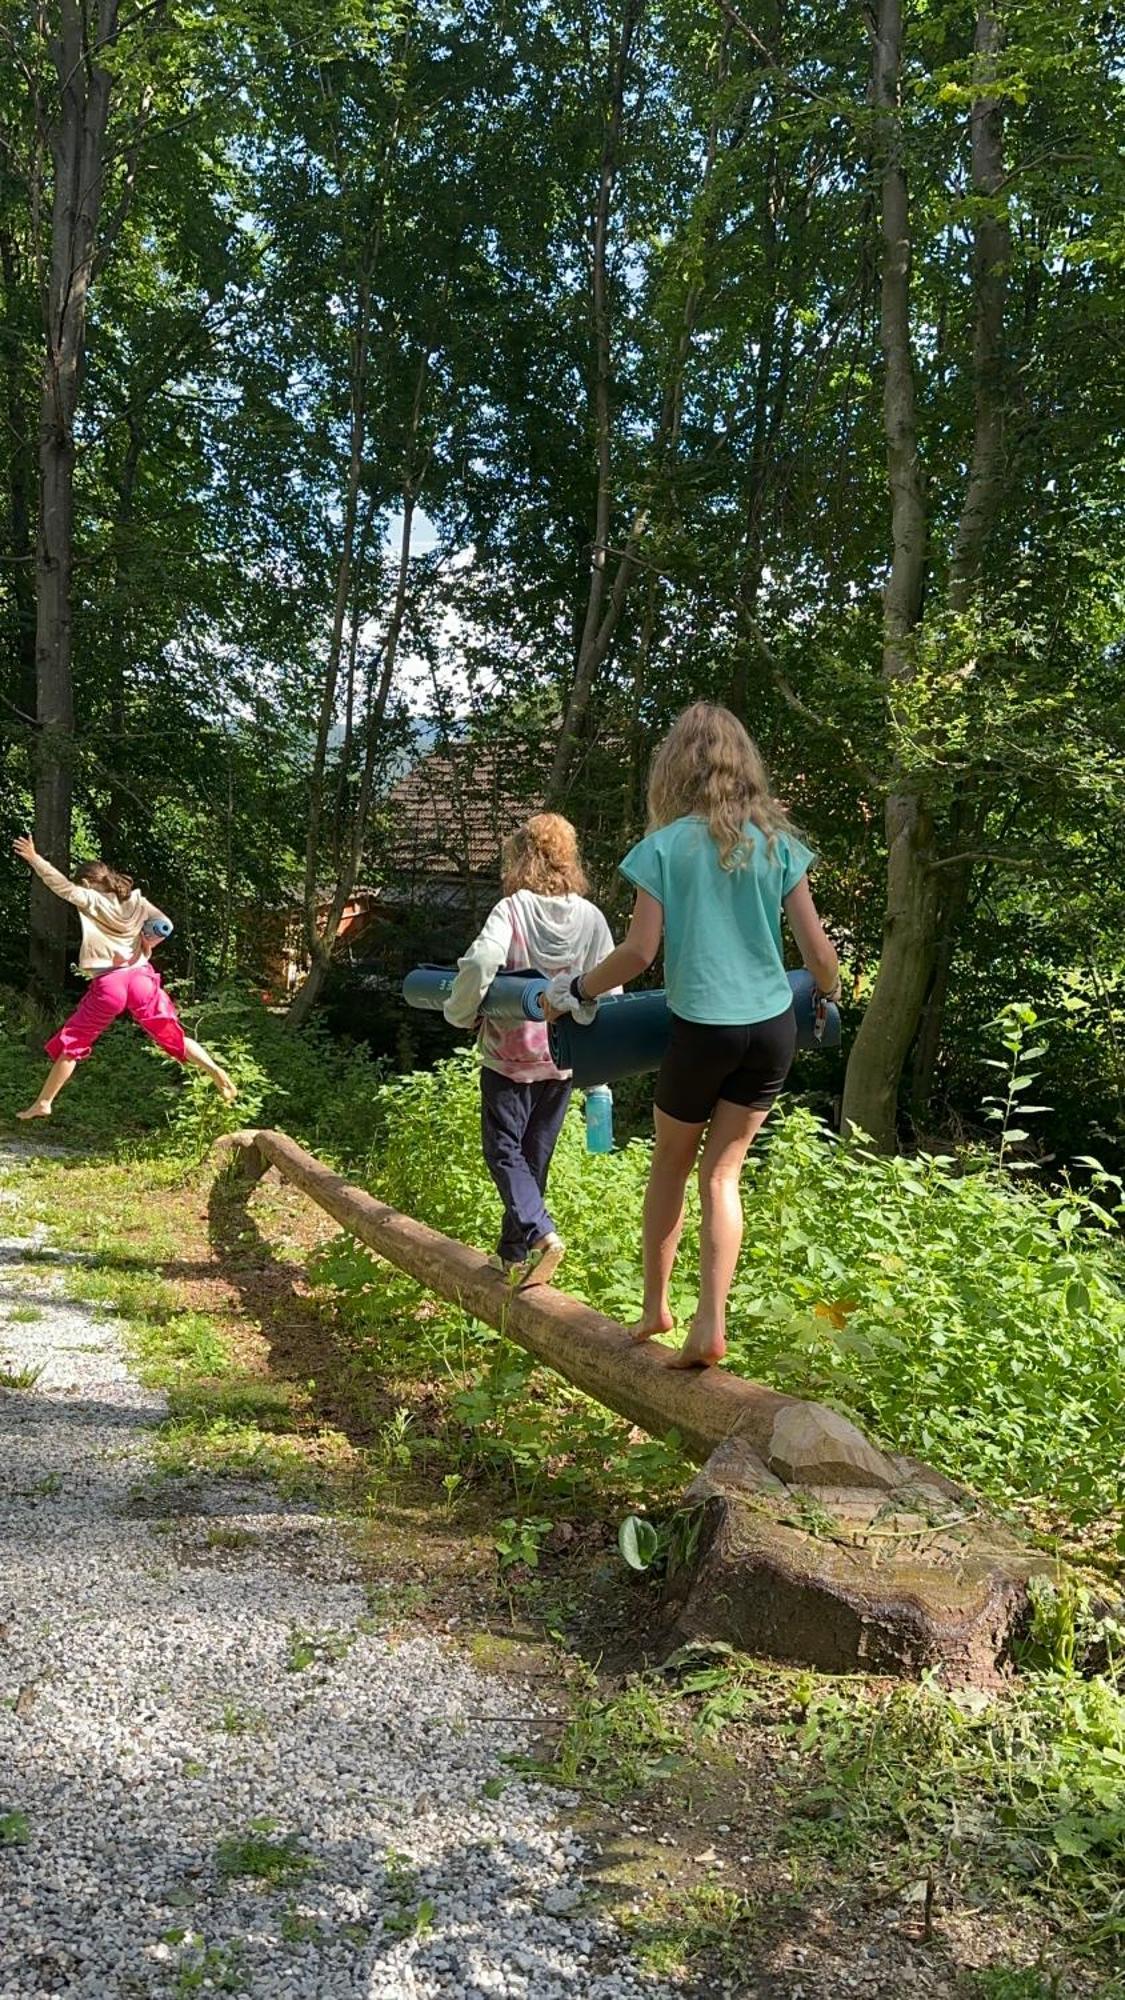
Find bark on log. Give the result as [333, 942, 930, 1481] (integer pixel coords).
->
[220, 1128, 897, 1486]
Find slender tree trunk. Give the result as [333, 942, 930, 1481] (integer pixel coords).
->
[730, 126, 781, 719]
[548, 0, 645, 802]
[287, 352, 433, 1031]
[298, 271, 372, 991]
[840, 0, 934, 1151]
[908, 6, 1011, 1122]
[948, 7, 1009, 608]
[98, 410, 142, 850]
[29, 0, 118, 993]
[549, 9, 741, 802]
[0, 228, 37, 720]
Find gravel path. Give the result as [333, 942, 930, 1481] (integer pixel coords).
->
[0, 1145, 677, 2000]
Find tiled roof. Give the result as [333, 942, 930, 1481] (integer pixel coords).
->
[379, 736, 545, 887]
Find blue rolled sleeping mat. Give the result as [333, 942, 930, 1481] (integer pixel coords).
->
[402, 964, 839, 1090]
[549, 971, 838, 1087]
[401, 963, 548, 1021]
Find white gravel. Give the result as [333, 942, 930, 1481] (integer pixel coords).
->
[0, 1146, 677, 2000]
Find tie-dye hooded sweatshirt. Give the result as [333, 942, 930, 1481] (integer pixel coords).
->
[443, 890, 615, 1083]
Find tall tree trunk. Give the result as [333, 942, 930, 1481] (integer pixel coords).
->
[287, 350, 434, 1031]
[30, 0, 118, 993]
[548, 0, 645, 802]
[549, 8, 737, 801]
[0, 228, 37, 721]
[98, 408, 142, 851]
[298, 270, 372, 994]
[909, 6, 1011, 1122]
[293, 36, 411, 1006]
[840, 0, 934, 1151]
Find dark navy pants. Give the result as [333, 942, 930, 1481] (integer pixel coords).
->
[480, 1067, 572, 1263]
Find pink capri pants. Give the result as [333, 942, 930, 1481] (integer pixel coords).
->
[46, 961, 187, 1064]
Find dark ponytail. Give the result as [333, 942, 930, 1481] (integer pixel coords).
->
[75, 860, 134, 902]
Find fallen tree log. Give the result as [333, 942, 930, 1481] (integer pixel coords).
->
[217, 1127, 1056, 1683]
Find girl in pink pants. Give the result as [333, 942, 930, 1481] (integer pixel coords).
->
[13, 834, 236, 1119]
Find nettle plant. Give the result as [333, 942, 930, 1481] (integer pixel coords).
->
[980, 1003, 1053, 1170]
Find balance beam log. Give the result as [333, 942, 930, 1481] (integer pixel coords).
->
[218, 1128, 1056, 1683]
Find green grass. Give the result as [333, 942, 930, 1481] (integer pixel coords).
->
[968, 1974, 1065, 2000]
[625, 1881, 759, 1978]
[165, 1376, 301, 1434]
[216, 1702, 265, 1736]
[0, 1362, 43, 1389]
[215, 1827, 310, 1887]
[6, 1304, 44, 1324]
[0, 1810, 29, 1845]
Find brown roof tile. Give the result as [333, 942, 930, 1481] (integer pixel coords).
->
[379, 737, 545, 887]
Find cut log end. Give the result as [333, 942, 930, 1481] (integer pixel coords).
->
[664, 1439, 1055, 1683]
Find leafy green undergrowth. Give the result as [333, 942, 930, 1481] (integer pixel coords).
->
[536, 1650, 1125, 1974]
[787, 1671, 1125, 1957]
[316, 1052, 1124, 1549]
[0, 984, 386, 1164]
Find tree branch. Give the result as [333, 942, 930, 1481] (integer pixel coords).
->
[928, 849, 1034, 871]
[742, 615, 881, 787]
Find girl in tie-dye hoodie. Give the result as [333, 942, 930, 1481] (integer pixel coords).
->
[443, 814, 614, 1286]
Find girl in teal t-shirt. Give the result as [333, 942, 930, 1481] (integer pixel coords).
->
[562, 702, 839, 1369]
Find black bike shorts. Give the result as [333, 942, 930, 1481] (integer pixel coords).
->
[654, 1005, 797, 1125]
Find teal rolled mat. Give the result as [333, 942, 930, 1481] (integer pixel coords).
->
[402, 963, 839, 1087]
[402, 964, 548, 1023]
[548, 971, 839, 1088]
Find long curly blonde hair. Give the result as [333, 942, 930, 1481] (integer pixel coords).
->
[646, 703, 795, 870]
[502, 813, 589, 897]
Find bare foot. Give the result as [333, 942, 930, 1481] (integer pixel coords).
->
[667, 1325, 726, 1370]
[16, 1102, 52, 1121]
[627, 1309, 675, 1344]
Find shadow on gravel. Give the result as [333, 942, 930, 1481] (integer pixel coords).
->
[0, 1241, 222, 1282]
[205, 1169, 405, 1455]
[0, 1392, 156, 1432]
[0, 1748, 710, 2000]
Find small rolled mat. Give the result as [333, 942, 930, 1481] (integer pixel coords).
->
[402, 964, 548, 1024]
[548, 971, 840, 1088]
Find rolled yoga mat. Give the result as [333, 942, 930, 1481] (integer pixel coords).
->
[549, 972, 840, 1087]
[401, 963, 548, 1023]
[402, 964, 839, 1087]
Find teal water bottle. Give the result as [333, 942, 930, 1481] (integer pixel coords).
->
[585, 1084, 614, 1154]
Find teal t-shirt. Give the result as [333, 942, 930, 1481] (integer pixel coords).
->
[620, 816, 814, 1026]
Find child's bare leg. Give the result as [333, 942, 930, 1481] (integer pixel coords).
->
[670, 1101, 769, 1369]
[17, 1057, 77, 1119]
[182, 1037, 237, 1103]
[630, 1109, 704, 1341]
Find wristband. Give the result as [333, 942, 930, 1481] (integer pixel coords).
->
[570, 975, 587, 1004]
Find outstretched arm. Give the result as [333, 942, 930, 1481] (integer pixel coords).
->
[443, 903, 514, 1030]
[12, 834, 99, 915]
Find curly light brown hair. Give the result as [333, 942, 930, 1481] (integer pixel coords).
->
[75, 859, 135, 901]
[647, 702, 796, 870]
[501, 813, 589, 897]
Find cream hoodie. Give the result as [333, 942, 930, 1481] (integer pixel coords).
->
[29, 854, 170, 978]
[444, 890, 615, 1083]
